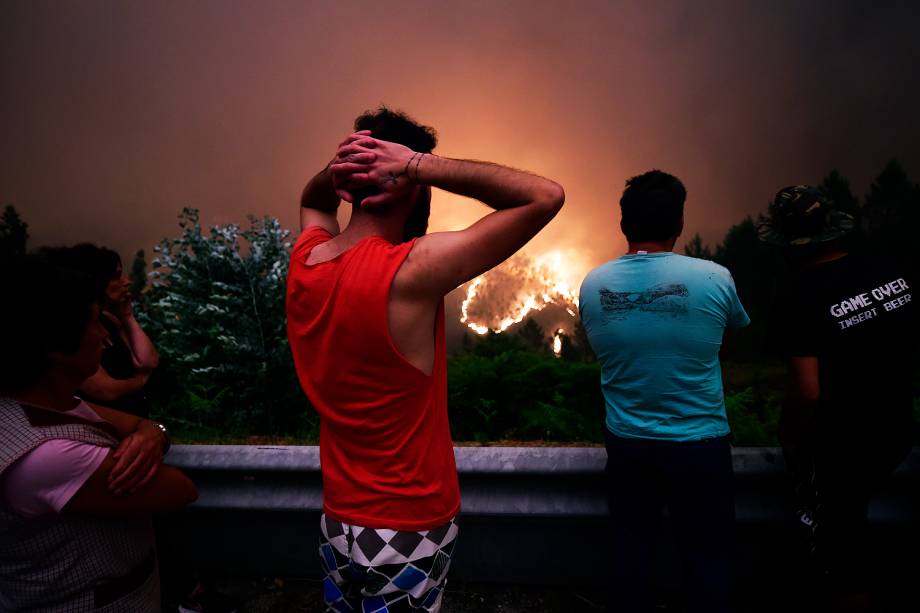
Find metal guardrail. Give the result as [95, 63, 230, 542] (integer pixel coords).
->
[160, 445, 920, 583]
[165, 445, 919, 519]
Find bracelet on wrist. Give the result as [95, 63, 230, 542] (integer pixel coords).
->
[404, 153, 419, 179]
[414, 153, 426, 182]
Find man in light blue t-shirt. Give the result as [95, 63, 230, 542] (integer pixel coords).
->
[579, 170, 749, 613]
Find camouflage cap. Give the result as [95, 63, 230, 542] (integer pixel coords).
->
[757, 185, 854, 246]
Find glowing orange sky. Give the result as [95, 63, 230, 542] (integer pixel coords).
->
[3, 0, 919, 279]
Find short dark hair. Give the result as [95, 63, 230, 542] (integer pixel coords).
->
[39, 243, 121, 301]
[619, 170, 686, 242]
[354, 107, 437, 241]
[0, 253, 98, 393]
[354, 106, 437, 154]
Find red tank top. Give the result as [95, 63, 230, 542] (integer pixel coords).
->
[286, 226, 460, 530]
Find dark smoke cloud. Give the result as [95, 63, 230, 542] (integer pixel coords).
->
[2, 0, 918, 338]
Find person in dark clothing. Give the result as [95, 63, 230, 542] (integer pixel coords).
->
[40, 244, 158, 417]
[760, 185, 918, 612]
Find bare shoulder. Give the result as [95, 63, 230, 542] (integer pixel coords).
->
[403, 230, 467, 269]
[394, 231, 470, 299]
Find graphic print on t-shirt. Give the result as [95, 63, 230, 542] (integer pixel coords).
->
[599, 283, 689, 320]
[829, 277, 911, 331]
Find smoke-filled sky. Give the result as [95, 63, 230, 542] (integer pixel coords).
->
[3, 0, 920, 334]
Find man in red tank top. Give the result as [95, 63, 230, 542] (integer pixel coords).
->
[286, 107, 564, 612]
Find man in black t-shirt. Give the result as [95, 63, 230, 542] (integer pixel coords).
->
[760, 186, 918, 610]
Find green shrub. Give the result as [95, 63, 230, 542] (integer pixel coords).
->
[138, 208, 316, 440]
[725, 387, 781, 446]
[448, 349, 604, 442]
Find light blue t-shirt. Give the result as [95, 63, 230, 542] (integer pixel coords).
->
[579, 252, 750, 442]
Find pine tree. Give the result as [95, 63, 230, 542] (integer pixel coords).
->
[683, 233, 713, 260]
[0, 205, 29, 260]
[864, 160, 920, 271]
[516, 318, 549, 353]
[819, 169, 866, 251]
[713, 217, 782, 358]
[819, 170, 859, 215]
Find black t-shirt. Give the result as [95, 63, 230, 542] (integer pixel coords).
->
[769, 254, 918, 438]
[81, 313, 152, 418]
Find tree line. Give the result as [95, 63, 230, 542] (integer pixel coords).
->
[2, 159, 917, 444]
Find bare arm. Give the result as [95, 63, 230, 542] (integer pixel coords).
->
[405, 156, 564, 296]
[332, 137, 565, 297]
[87, 402, 154, 438]
[780, 356, 820, 473]
[120, 315, 158, 371]
[299, 131, 378, 234]
[85, 403, 169, 494]
[785, 356, 820, 407]
[79, 368, 150, 403]
[105, 304, 158, 372]
[299, 162, 341, 235]
[63, 451, 197, 516]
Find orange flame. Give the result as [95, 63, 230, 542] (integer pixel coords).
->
[552, 328, 564, 357]
[459, 250, 585, 335]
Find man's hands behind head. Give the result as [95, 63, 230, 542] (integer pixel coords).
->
[331, 131, 420, 208]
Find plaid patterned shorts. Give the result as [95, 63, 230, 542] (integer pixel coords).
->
[319, 513, 459, 613]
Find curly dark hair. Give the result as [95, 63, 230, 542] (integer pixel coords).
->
[351, 107, 438, 241]
[619, 170, 686, 243]
[354, 106, 438, 154]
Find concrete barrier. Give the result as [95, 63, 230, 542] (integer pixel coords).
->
[160, 445, 920, 585]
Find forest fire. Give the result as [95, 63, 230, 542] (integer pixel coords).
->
[459, 251, 585, 335]
[552, 328, 565, 357]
